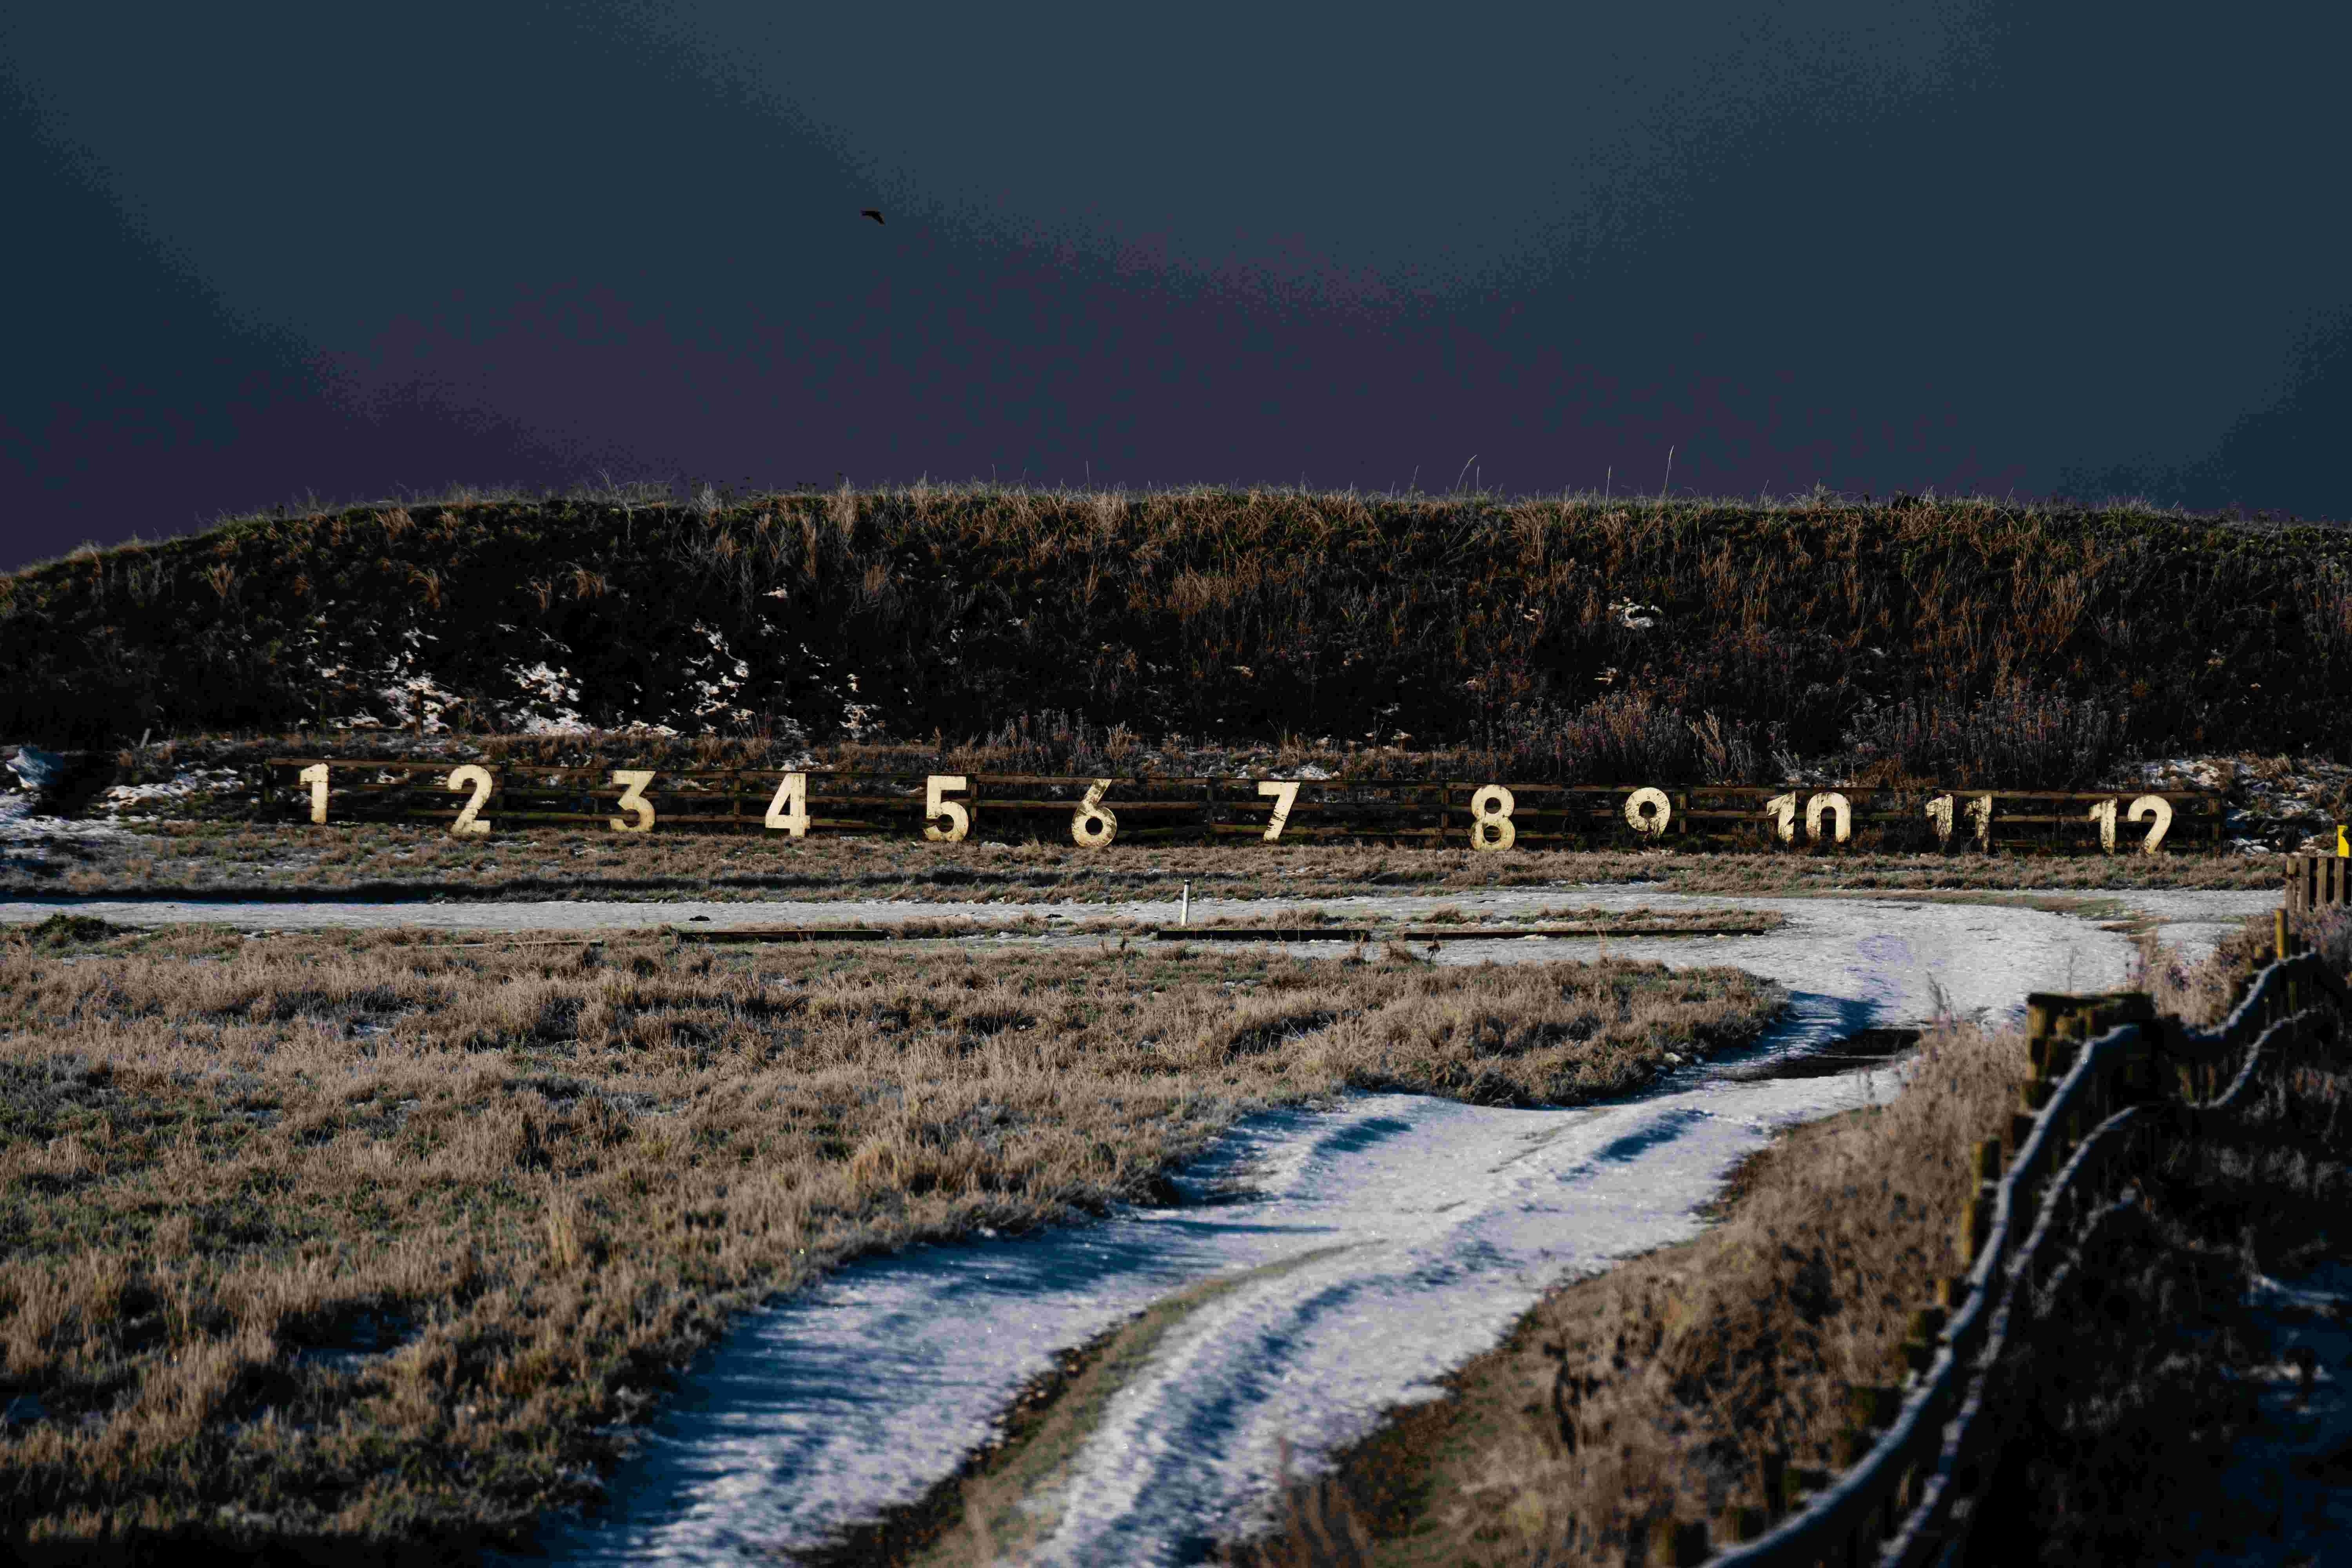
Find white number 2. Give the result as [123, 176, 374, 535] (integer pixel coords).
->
[766, 772, 809, 837]
[1259, 780, 1299, 842]
[448, 765, 493, 835]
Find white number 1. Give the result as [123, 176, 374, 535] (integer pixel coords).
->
[298, 763, 328, 824]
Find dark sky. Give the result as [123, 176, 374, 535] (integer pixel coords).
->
[5, 3, 2347, 572]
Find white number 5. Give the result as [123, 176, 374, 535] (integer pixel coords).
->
[926, 775, 970, 842]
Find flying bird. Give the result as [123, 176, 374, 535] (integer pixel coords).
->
[860, 209, 884, 225]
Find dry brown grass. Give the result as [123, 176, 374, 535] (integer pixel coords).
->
[13, 816, 2279, 904]
[1216, 909, 2327, 1565]
[11, 486, 2351, 766]
[0, 915, 1777, 1560]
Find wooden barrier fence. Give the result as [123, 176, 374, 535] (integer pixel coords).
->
[2288, 851, 2352, 914]
[252, 759, 2227, 854]
[1639, 912, 2350, 1565]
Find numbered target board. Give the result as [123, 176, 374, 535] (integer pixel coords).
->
[260, 759, 2224, 854]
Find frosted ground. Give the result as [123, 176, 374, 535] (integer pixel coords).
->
[457, 889, 2252, 1566]
[0, 741, 2330, 1563]
[0, 887, 2274, 1565]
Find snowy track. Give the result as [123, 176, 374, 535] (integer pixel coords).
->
[0, 886, 2279, 1564]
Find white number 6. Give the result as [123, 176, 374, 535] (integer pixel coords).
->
[926, 774, 971, 843]
[608, 770, 656, 833]
[1072, 780, 1118, 848]
[448, 765, 493, 835]
[1259, 780, 1299, 842]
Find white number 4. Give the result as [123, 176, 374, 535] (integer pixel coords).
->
[765, 772, 810, 837]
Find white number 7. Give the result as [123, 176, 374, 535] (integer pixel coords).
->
[1259, 780, 1299, 842]
[765, 772, 809, 837]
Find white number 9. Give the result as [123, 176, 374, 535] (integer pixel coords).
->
[1624, 787, 1671, 837]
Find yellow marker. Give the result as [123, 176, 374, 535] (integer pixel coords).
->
[2338, 822, 2348, 857]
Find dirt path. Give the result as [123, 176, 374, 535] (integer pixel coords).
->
[427, 888, 2273, 1565]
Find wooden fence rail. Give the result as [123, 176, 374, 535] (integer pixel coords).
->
[251, 759, 2228, 854]
[2288, 851, 2352, 914]
[1661, 913, 2350, 1566]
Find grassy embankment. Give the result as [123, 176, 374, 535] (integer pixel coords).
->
[5, 483, 2348, 781]
[1205, 911, 2352, 1567]
[0, 913, 1778, 1561]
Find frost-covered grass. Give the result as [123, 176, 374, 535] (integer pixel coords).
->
[0, 815, 2286, 902]
[0, 916, 1776, 1561]
[1220, 906, 2352, 1566]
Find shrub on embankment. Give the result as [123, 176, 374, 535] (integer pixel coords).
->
[7, 483, 2350, 774]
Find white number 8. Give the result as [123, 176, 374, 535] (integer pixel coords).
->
[1469, 785, 1515, 853]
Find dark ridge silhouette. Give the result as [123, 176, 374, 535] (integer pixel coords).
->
[860, 208, 884, 225]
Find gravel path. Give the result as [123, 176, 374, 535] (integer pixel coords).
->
[475, 888, 2281, 1563]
